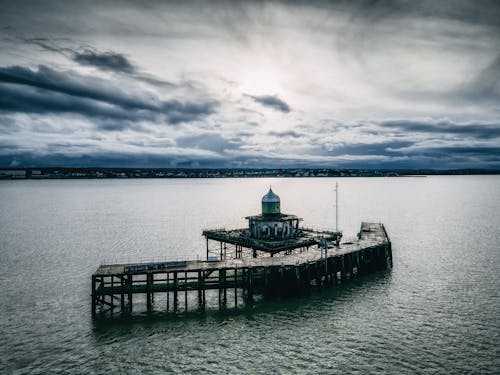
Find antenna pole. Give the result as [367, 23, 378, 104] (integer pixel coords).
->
[335, 182, 339, 232]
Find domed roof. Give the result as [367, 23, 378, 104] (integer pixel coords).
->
[262, 187, 280, 203]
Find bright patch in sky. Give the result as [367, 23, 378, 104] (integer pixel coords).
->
[240, 70, 281, 96]
[0, 0, 499, 169]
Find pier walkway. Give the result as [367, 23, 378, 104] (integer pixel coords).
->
[91, 222, 392, 316]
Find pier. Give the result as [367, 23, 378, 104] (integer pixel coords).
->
[91, 222, 392, 316]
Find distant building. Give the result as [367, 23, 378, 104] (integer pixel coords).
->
[0, 170, 26, 178]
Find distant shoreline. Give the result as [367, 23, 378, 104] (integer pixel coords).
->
[1, 168, 499, 180]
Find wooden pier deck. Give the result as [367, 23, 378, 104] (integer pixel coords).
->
[91, 222, 392, 316]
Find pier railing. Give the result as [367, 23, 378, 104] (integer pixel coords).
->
[100, 255, 203, 266]
[92, 222, 392, 317]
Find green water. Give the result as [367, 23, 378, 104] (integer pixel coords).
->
[0, 176, 499, 373]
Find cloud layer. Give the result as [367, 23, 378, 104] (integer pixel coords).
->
[0, 65, 216, 125]
[247, 95, 291, 113]
[73, 50, 136, 73]
[0, 0, 499, 169]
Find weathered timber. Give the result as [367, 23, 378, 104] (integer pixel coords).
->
[91, 222, 392, 317]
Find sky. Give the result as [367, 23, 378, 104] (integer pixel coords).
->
[0, 0, 499, 169]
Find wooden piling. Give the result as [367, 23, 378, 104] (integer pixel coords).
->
[184, 271, 188, 311]
[91, 275, 96, 316]
[166, 273, 170, 311]
[222, 269, 227, 307]
[234, 268, 238, 307]
[91, 222, 392, 317]
[128, 274, 133, 312]
[146, 273, 152, 311]
[197, 270, 202, 307]
[173, 272, 178, 311]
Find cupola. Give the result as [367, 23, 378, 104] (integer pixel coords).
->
[262, 187, 280, 215]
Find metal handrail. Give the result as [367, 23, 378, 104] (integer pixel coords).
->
[100, 254, 203, 266]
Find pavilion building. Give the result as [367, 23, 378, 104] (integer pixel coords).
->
[203, 187, 341, 259]
[247, 188, 301, 240]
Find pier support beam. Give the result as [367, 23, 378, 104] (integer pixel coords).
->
[173, 272, 178, 311]
[92, 222, 391, 317]
[340, 255, 346, 282]
[166, 273, 170, 311]
[234, 268, 238, 307]
[127, 274, 133, 312]
[120, 276, 125, 311]
[223, 269, 227, 307]
[197, 271, 202, 307]
[146, 273, 152, 311]
[184, 272, 188, 311]
[248, 268, 254, 301]
[91, 275, 96, 316]
[202, 272, 206, 308]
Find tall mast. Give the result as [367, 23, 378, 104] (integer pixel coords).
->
[335, 182, 339, 232]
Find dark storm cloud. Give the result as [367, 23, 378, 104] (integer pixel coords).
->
[165, 101, 218, 125]
[319, 141, 415, 156]
[0, 151, 224, 169]
[304, 119, 500, 168]
[379, 119, 500, 139]
[0, 83, 133, 120]
[73, 49, 135, 73]
[268, 130, 302, 138]
[0, 65, 217, 126]
[22, 38, 179, 88]
[1, 0, 499, 169]
[462, 53, 500, 102]
[23, 37, 77, 55]
[368, 0, 495, 20]
[385, 144, 500, 167]
[23, 38, 136, 73]
[0, 65, 151, 110]
[246, 95, 291, 113]
[176, 133, 241, 152]
[406, 146, 500, 157]
[0, 114, 21, 135]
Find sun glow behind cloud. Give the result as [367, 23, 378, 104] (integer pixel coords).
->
[240, 70, 281, 96]
[0, 0, 499, 169]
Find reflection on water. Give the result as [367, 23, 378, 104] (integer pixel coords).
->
[0, 176, 499, 373]
[90, 269, 392, 332]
